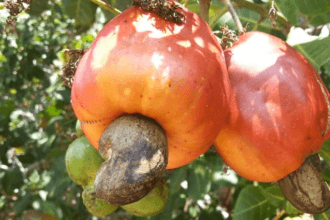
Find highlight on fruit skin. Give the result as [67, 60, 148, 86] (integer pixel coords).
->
[214, 31, 330, 183]
[70, 4, 231, 170]
[122, 178, 169, 217]
[65, 136, 104, 186]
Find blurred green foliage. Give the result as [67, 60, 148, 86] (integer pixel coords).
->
[0, 0, 330, 219]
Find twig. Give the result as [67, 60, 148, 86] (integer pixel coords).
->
[268, 0, 277, 29]
[231, 0, 291, 32]
[89, 0, 121, 15]
[199, 0, 211, 23]
[222, 0, 244, 34]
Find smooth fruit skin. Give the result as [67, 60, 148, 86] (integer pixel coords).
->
[71, 6, 230, 169]
[75, 120, 84, 137]
[122, 179, 168, 217]
[82, 185, 118, 217]
[65, 136, 104, 186]
[214, 32, 330, 182]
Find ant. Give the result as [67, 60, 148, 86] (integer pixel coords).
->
[132, 0, 185, 24]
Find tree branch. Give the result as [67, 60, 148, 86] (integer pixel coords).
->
[231, 0, 291, 31]
[199, 0, 212, 23]
[89, 0, 121, 15]
[222, 0, 244, 34]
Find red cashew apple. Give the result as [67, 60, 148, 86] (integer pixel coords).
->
[215, 31, 330, 182]
[214, 31, 330, 213]
[71, 4, 230, 205]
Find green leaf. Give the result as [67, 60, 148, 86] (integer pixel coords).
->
[199, 209, 225, 220]
[293, 0, 330, 15]
[284, 200, 302, 215]
[13, 192, 34, 213]
[264, 185, 285, 207]
[293, 37, 330, 70]
[314, 207, 330, 220]
[233, 185, 276, 220]
[169, 166, 187, 195]
[188, 205, 200, 217]
[276, 0, 298, 25]
[320, 139, 330, 167]
[29, 0, 51, 16]
[187, 163, 212, 201]
[0, 100, 15, 116]
[40, 201, 59, 216]
[29, 170, 40, 184]
[309, 11, 330, 26]
[61, 0, 97, 29]
[2, 165, 24, 195]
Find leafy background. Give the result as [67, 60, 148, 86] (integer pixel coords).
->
[0, 0, 330, 219]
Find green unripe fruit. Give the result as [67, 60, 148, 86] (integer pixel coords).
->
[75, 120, 84, 137]
[65, 136, 104, 186]
[122, 179, 168, 217]
[82, 185, 119, 217]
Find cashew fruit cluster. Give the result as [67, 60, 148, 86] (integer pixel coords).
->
[65, 0, 330, 217]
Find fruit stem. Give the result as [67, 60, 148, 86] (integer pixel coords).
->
[94, 114, 168, 206]
[88, 0, 122, 15]
[221, 0, 244, 35]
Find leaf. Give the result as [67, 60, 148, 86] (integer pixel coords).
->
[320, 139, 330, 167]
[284, 200, 302, 215]
[263, 185, 285, 207]
[314, 207, 330, 220]
[13, 192, 34, 213]
[293, 0, 330, 15]
[233, 185, 276, 220]
[276, 0, 298, 25]
[293, 37, 330, 70]
[187, 163, 212, 201]
[2, 165, 24, 195]
[309, 11, 330, 26]
[28, 0, 51, 16]
[29, 170, 40, 184]
[61, 0, 97, 29]
[199, 209, 225, 220]
[169, 166, 187, 195]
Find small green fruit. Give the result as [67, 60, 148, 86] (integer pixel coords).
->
[65, 136, 103, 186]
[82, 185, 118, 217]
[75, 120, 84, 137]
[122, 179, 168, 217]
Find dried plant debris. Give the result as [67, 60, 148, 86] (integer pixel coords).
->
[4, 0, 31, 27]
[61, 49, 85, 89]
[269, 0, 277, 29]
[214, 25, 239, 50]
[132, 0, 185, 24]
